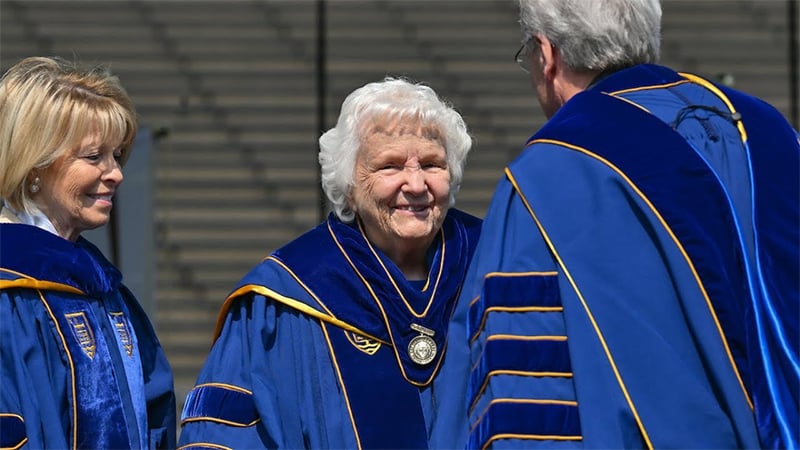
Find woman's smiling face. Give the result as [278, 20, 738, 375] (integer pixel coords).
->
[349, 122, 450, 256]
[35, 132, 124, 241]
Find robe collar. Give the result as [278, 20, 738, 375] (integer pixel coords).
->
[0, 222, 121, 296]
[271, 211, 477, 385]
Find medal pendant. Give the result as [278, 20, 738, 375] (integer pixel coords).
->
[408, 324, 437, 365]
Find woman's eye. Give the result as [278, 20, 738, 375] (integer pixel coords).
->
[113, 153, 123, 162]
[422, 162, 446, 170]
[84, 154, 101, 161]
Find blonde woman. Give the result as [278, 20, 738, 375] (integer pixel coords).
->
[0, 56, 176, 449]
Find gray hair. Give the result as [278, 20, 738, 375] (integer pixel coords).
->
[518, 0, 661, 73]
[318, 77, 472, 222]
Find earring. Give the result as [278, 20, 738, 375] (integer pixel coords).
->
[29, 176, 40, 194]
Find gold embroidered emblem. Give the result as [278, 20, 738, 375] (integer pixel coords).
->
[109, 312, 134, 357]
[345, 331, 381, 355]
[65, 312, 96, 359]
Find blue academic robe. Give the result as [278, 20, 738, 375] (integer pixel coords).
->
[179, 209, 481, 449]
[0, 223, 177, 449]
[436, 64, 799, 449]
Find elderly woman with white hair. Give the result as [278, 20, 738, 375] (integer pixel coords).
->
[179, 77, 481, 449]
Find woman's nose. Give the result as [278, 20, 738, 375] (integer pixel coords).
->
[103, 157, 124, 184]
[402, 166, 427, 193]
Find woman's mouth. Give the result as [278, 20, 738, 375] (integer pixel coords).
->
[89, 193, 114, 205]
[395, 205, 428, 212]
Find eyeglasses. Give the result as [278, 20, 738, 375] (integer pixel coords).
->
[514, 37, 535, 73]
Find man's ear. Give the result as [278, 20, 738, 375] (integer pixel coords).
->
[538, 35, 558, 80]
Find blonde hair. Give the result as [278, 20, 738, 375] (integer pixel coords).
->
[0, 56, 137, 213]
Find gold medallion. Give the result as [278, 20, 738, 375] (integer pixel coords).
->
[408, 324, 437, 365]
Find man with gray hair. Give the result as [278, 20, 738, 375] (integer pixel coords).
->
[433, 0, 798, 448]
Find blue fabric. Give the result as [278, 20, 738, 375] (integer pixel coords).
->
[182, 384, 259, 426]
[270, 211, 479, 385]
[469, 272, 561, 341]
[467, 274, 574, 448]
[469, 338, 571, 392]
[0, 223, 121, 295]
[179, 209, 482, 449]
[518, 84, 758, 449]
[46, 290, 133, 449]
[716, 85, 800, 449]
[0, 414, 26, 449]
[0, 223, 177, 449]
[597, 66, 799, 448]
[107, 307, 149, 449]
[326, 322, 428, 449]
[435, 64, 798, 449]
[468, 402, 582, 450]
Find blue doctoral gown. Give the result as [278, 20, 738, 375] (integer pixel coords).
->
[179, 210, 481, 449]
[436, 64, 799, 449]
[0, 223, 177, 449]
